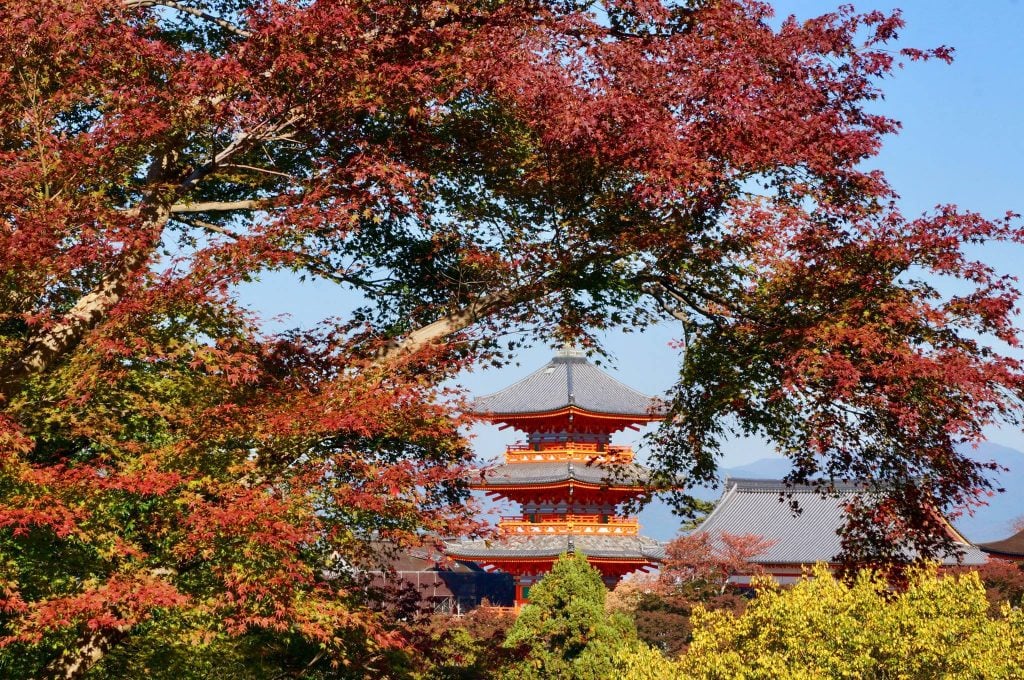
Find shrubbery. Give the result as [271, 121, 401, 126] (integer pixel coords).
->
[618, 564, 1024, 680]
[398, 557, 1024, 679]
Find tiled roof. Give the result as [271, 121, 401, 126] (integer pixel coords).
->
[695, 478, 988, 567]
[978, 529, 1024, 557]
[471, 349, 666, 418]
[445, 534, 665, 561]
[476, 461, 654, 487]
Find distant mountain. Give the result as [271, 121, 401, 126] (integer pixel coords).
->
[639, 457, 793, 541]
[724, 457, 793, 480]
[638, 443, 1024, 544]
[953, 442, 1024, 543]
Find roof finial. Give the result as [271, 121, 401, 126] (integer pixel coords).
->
[556, 342, 584, 359]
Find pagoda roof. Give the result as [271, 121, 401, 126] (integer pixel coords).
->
[476, 461, 656, 488]
[694, 478, 987, 567]
[445, 534, 665, 562]
[471, 348, 665, 420]
[977, 529, 1024, 558]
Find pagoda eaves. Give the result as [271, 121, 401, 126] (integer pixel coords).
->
[471, 348, 666, 433]
[446, 534, 664, 582]
[473, 457, 659, 505]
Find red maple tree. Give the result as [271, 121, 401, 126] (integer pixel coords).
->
[1, 0, 1021, 676]
[662, 531, 776, 595]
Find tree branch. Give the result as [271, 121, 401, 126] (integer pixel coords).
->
[0, 111, 305, 400]
[170, 199, 270, 213]
[221, 163, 300, 180]
[183, 218, 383, 292]
[43, 626, 128, 680]
[121, 0, 252, 38]
[0, 205, 171, 401]
[370, 291, 522, 367]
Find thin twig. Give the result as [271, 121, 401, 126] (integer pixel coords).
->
[122, 0, 252, 38]
[221, 163, 300, 180]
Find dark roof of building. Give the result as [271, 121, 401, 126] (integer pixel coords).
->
[476, 461, 655, 487]
[694, 478, 988, 567]
[384, 546, 483, 573]
[978, 529, 1024, 557]
[445, 534, 665, 562]
[471, 348, 666, 418]
[365, 546, 516, 608]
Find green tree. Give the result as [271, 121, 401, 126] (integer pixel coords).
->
[502, 553, 636, 680]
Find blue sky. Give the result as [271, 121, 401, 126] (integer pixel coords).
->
[241, 2, 1024, 469]
[464, 1, 1024, 467]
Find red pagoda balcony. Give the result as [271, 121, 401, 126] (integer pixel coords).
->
[504, 442, 634, 464]
[498, 514, 640, 536]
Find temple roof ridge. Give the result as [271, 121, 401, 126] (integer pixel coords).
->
[723, 477, 870, 494]
[977, 528, 1024, 558]
[695, 477, 986, 567]
[471, 351, 666, 419]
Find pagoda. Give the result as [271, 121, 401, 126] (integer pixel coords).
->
[446, 347, 668, 605]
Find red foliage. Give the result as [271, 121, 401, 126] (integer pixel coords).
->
[0, 0, 1021, 675]
[661, 531, 776, 593]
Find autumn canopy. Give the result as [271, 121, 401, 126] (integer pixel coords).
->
[1, 0, 1021, 676]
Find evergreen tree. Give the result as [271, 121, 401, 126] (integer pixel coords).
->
[502, 553, 636, 680]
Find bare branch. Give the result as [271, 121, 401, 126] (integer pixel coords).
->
[121, 0, 252, 38]
[170, 200, 269, 213]
[181, 218, 241, 239]
[371, 291, 520, 367]
[220, 163, 300, 180]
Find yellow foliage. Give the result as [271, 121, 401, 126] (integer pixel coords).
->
[614, 641, 681, 680]
[674, 563, 1024, 680]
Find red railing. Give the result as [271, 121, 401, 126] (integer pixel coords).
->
[504, 442, 634, 463]
[498, 514, 640, 536]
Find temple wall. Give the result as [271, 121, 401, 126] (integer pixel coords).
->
[522, 501, 620, 516]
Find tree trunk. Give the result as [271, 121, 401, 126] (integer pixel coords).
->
[43, 627, 127, 680]
[0, 206, 170, 402]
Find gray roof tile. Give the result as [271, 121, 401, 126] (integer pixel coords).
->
[471, 350, 665, 418]
[695, 478, 987, 566]
[476, 461, 655, 487]
[445, 534, 665, 561]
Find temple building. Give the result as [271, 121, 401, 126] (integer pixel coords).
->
[977, 528, 1024, 561]
[693, 477, 989, 584]
[446, 347, 668, 605]
[367, 545, 515, 614]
